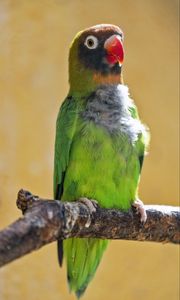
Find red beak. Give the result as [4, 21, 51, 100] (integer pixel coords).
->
[104, 35, 124, 65]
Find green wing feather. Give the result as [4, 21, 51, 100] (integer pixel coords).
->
[54, 96, 78, 266]
[128, 104, 149, 174]
[54, 96, 78, 198]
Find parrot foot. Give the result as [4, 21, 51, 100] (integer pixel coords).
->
[79, 198, 98, 228]
[132, 199, 147, 223]
[79, 197, 98, 213]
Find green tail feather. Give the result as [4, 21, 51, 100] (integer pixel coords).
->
[64, 238, 108, 298]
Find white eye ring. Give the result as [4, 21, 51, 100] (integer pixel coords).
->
[84, 35, 98, 49]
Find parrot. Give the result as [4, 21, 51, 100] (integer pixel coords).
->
[54, 24, 149, 298]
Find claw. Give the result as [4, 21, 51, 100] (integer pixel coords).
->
[79, 198, 98, 228]
[79, 198, 98, 213]
[132, 199, 147, 223]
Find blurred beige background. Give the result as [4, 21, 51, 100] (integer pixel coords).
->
[0, 0, 179, 300]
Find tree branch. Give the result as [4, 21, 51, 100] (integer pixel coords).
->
[0, 189, 179, 268]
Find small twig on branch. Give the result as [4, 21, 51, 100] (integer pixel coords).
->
[0, 189, 179, 268]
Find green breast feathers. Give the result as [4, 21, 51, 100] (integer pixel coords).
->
[54, 84, 147, 210]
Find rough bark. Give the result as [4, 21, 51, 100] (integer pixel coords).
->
[0, 189, 179, 268]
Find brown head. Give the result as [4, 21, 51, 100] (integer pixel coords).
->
[69, 24, 125, 94]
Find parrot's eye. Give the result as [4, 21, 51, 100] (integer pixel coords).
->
[84, 35, 98, 49]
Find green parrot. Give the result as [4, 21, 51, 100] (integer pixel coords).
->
[54, 24, 149, 298]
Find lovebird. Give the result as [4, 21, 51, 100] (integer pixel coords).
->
[54, 24, 149, 298]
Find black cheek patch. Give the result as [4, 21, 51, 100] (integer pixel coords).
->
[78, 43, 105, 69]
[78, 42, 121, 76]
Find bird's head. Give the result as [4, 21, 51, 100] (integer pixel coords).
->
[68, 24, 125, 95]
